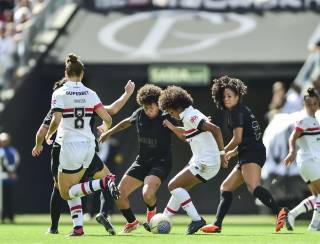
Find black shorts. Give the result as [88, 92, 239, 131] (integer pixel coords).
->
[236, 146, 266, 170]
[125, 156, 172, 182]
[50, 143, 104, 182]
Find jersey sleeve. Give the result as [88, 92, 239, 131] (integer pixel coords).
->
[129, 108, 141, 124]
[295, 119, 307, 132]
[92, 92, 103, 111]
[230, 106, 244, 129]
[51, 91, 64, 112]
[42, 109, 52, 126]
[184, 111, 207, 130]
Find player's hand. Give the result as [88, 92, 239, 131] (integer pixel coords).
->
[163, 119, 173, 129]
[99, 131, 111, 143]
[220, 154, 228, 168]
[32, 145, 43, 157]
[97, 123, 108, 134]
[226, 150, 237, 161]
[284, 151, 296, 166]
[45, 135, 53, 145]
[124, 80, 135, 96]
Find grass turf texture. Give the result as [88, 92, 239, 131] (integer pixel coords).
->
[0, 214, 319, 244]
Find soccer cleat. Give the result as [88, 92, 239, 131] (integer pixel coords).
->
[46, 227, 58, 234]
[142, 222, 151, 232]
[275, 207, 289, 232]
[200, 224, 222, 233]
[146, 208, 157, 223]
[120, 219, 140, 234]
[104, 177, 120, 200]
[186, 217, 206, 235]
[68, 226, 84, 236]
[96, 213, 116, 235]
[308, 223, 320, 231]
[285, 212, 295, 231]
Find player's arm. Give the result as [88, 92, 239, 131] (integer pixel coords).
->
[163, 119, 186, 141]
[45, 112, 62, 144]
[225, 127, 243, 152]
[284, 129, 301, 166]
[99, 117, 132, 143]
[200, 121, 228, 168]
[32, 124, 48, 157]
[105, 80, 135, 116]
[95, 106, 112, 130]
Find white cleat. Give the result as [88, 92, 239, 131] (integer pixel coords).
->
[285, 212, 295, 231]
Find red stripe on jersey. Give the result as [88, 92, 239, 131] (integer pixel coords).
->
[70, 205, 82, 211]
[63, 108, 75, 113]
[181, 198, 192, 207]
[184, 128, 196, 134]
[295, 127, 304, 132]
[94, 103, 103, 111]
[306, 127, 320, 131]
[85, 108, 94, 112]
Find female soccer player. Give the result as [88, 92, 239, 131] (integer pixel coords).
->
[284, 88, 320, 231]
[99, 84, 179, 233]
[32, 79, 135, 235]
[44, 53, 120, 236]
[201, 76, 288, 233]
[157, 85, 226, 235]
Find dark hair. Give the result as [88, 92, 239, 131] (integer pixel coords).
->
[158, 85, 193, 111]
[136, 84, 162, 106]
[211, 75, 247, 110]
[65, 53, 84, 77]
[53, 78, 67, 91]
[304, 87, 319, 101]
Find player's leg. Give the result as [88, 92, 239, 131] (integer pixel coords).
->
[143, 175, 161, 223]
[241, 163, 288, 232]
[201, 165, 244, 233]
[116, 174, 143, 233]
[307, 179, 320, 231]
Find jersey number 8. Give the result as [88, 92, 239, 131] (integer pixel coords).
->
[74, 108, 84, 129]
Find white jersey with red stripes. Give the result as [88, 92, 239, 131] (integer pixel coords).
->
[179, 105, 220, 166]
[51, 81, 103, 144]
[294, 111, 320, 162]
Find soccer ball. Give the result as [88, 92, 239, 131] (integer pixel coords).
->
[149, 213, 172, 234]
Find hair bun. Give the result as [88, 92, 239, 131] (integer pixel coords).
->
[307, 87, 317, 96]
[67, 53, 78, 63]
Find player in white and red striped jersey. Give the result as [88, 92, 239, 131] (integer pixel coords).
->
[45, 53, 118, 236]
[284, 87, 320, 231]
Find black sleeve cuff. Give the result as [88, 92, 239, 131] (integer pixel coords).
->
[51, 108, 63, 113]
[197, 119, 206, 131]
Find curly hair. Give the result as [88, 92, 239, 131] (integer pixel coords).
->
[304, 87, 319, 101]
[52, 78, 67, 91]
[211, 75, 247, 109]
[158, 85, 193, 111]
[136, 84, 162, 106]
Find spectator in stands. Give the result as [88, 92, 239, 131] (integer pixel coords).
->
[266, 81, 286, 121]
[0, 132, 20, 223]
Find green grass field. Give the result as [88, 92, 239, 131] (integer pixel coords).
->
[0, 214, 319, 244]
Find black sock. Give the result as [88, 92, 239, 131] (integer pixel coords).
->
[214, 191, 233, 228]
[253, 186, 279, 214]
[120, 208, 136, 223]
[50, 187, 63, 230]
[146, 204, 156, 211]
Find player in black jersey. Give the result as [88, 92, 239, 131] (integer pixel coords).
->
[32, 79, 135, 235]
[201, 76, 288, 233]
[99, 84, 178, 233]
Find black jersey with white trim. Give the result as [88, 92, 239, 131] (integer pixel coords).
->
[226, 103, 264, 152]
[129, 107, 174, 160]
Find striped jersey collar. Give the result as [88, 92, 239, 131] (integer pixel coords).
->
[179, 105, 193, 120]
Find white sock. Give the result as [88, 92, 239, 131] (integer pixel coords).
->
[310, 195, 320, 228]
[170, 188, 201, 221]
[291, 195, 315, 218]
[69, 178, 105, 198]
[68, 197, 83, 228]
[163, 196, 180, 217]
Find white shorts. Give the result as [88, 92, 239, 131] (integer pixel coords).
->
[298, 158, 320, 183]
[58, 141, 95, 173]
[187, 155, 220, 182]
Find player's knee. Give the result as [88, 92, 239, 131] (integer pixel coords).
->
[60, 191, 70, 200]
[168, 180, 176, 192]
[143, 191, 155, 204]
[220, 182, 231, 192]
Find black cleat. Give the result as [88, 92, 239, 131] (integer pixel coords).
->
[186, 217, 206, 235]
[96, 213, 116, 235]
[107, 180, 120, 200]
[46, 227, 59, 234]
[143, 222, 151, 232]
